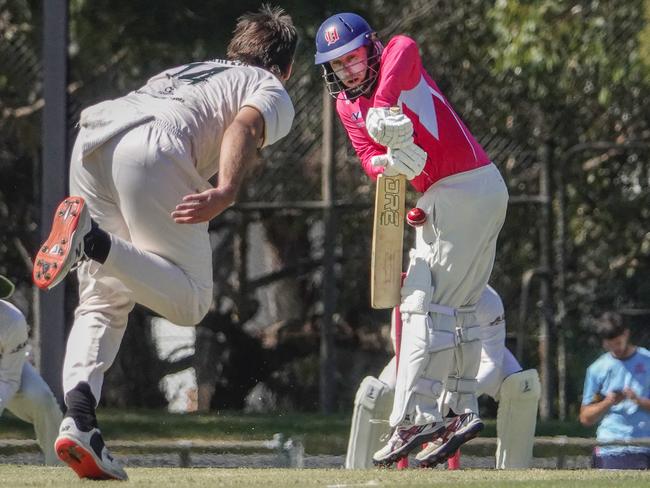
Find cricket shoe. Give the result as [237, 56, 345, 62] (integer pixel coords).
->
[55, 417, 128, 481]
[33, 197, 91, 290]
[416, 413, 484, 468]
[372, 422, 447, 466]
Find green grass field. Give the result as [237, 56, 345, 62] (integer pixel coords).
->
[0, 409, 596, 454]
[0, 410, 643, 486]
[0, 467, 649, 488]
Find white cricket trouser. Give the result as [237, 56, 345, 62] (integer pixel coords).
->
[7, 362, 63, 465]
[64, 121, 214, 402]
[391, 163, 508, 425]
[416, 164, 508, 307]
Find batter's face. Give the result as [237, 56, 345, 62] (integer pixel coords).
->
[329, 46, 369, 89]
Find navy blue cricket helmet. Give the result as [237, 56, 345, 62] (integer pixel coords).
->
[315, 13, 374, 65]
[314, 13, 383, 100]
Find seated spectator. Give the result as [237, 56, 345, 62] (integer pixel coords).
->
[580, 312, 650, 469]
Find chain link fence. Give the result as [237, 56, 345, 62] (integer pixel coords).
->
[1, 1, 649, 417]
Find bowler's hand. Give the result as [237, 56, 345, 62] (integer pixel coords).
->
[172, 187, 235, 224]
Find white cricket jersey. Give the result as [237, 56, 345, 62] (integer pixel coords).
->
[0, 301, 29, 414]
[82, 60, 294, 181]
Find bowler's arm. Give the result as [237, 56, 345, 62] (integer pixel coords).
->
[172, 106, 264, 224]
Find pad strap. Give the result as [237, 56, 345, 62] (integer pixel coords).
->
[427, 330, 457, 352]
[429, 303, 456, 316]
[446, 377, 478, 394]
[456, 324, 481, 343]
[429, 303, 477, 317]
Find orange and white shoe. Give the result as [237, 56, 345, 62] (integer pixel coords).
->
[55, 417, 128, 481]
[33, 197, 91, 290]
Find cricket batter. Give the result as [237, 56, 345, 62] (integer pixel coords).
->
[315, 13, 509, 466]
[346, 285, 540, 469]
[32, 6, 297, 480]
[0, 275, 62, 465]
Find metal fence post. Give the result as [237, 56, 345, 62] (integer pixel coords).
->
[553, 143, 568, 421]
[39, 0, 68, 404]
[319, 86, 337, 413]
[537, 142, 556, 420]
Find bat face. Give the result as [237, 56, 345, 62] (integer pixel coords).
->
[370, 174, 406, 309]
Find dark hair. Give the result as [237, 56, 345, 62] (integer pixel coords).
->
[227, 4, 298, 76]
[594, 312, 627, 340]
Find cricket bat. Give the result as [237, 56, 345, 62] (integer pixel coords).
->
[370, 173, 406, 309]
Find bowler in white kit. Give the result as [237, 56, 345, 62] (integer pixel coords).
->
[33, 5, 297, 481]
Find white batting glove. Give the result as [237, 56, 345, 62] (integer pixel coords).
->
[365, 107, 414, 149]
[371, 154, 398, 176]
[388, 142, 427, 180]
[371, 142, 428, 180]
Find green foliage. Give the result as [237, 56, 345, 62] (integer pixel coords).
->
[639, 0, 650, 75]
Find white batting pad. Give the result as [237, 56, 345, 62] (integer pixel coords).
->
[345, 376, 394, 469]
[444, 307, 481, 415]
[475, 285, 505, 324]
[400, 255, 434, 315]
[476, 320, 507, 398]
[496, 369, 541, 468]
[389, 311, 457, 427]
[378, 357, 397, 390]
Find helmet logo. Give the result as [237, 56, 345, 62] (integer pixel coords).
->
[324, 26, 340, 46]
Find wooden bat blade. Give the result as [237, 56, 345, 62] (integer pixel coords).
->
[371, 173, 406, 309]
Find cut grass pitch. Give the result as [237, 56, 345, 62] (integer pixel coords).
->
[0, 467, 648, 488]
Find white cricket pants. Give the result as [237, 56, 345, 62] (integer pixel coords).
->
[393, 163, 508, 423]
[415, 164, 508, 308]
[64, 121, 214, 403]
[7, 362, 63, 465]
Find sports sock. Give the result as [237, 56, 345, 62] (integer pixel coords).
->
[83, 221, 110, 264]
[65, 382, 98, 431]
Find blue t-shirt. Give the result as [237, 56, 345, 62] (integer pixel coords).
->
[582, 347, 650, 454]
